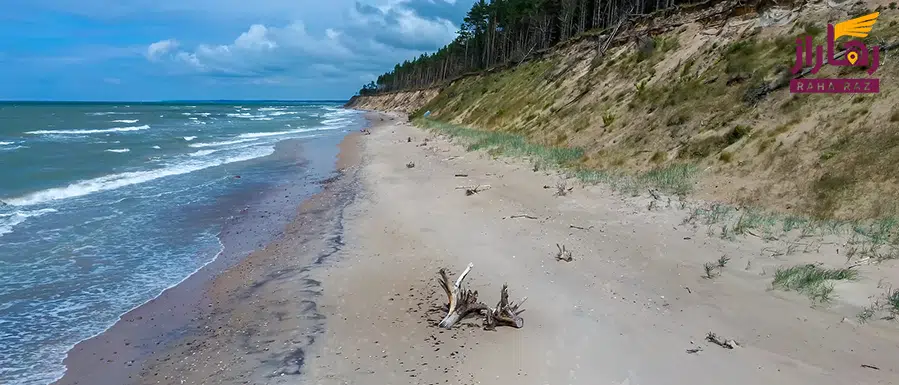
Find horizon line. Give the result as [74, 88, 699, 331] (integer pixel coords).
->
[0, 99, 351, 103]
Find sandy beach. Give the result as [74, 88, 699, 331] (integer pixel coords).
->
[56, 111, 899, 385]
[301, 112, 899, 385]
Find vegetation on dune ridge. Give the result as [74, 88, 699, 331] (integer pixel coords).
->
[358, 0, 712, 95]
[391, 2, 899, 221]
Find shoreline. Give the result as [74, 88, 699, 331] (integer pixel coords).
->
[51, 129, 363, 385]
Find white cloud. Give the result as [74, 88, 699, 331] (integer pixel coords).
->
[146, 1, 459, 85]
[131, 0, 467, 96]
[146, 39, 179, 61]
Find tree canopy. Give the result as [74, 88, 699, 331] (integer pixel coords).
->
[358, 0, 688, 95]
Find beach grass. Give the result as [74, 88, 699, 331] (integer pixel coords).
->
[415, 117, 697, 196]
[772, 264, 858, 302]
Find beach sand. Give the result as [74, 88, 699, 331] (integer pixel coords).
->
[301, 112, 899, 385]
[58, 111, 899, 385]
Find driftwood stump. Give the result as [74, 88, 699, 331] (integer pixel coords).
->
[437, 263, 487, 328]
[436, 263, 526, 330]
[484, 284, 526, 330]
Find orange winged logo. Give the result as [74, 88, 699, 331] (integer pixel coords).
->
[833, 12, 879, 40]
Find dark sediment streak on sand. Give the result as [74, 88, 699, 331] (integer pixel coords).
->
[53, 131, 363, 385]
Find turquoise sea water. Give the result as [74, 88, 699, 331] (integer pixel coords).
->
[0, 101, 362, 385]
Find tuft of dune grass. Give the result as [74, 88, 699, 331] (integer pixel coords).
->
[772, 264, 858, 302]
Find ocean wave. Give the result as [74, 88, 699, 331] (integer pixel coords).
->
[152, 145, 161, 149]
[268, 111, 298, 116]
[227, 113, 270, 119]
[323, 107, 357, 116]
[0, 145, 27, 151]
[257, 107, 286, 112]
[183, 136, 197, 141]
[111, 119, 139, 123]
[189, 149, 216, 157]
[25, 125, 150, 135]
[322, 117, 350, 126]
[237, 126, 334, 139]
[189, 138, 259, 148]
[0, 208, 58, 237]
[86, 112, 138, 116]
[0, 141, 16, 145]
[4, 146, 275, 206]
[104, 148, 130, 153]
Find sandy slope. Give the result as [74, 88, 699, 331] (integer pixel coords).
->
[303, 113, 899, 385]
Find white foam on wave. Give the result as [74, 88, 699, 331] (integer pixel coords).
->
[237, 126, 335, 139]
[189, 149, 216, 157]
[152, 146, 161, 149]
[183, 136, 197, 141]
[35, 232, 227, 385]
[257, 107, 286, 112]
[26, 125, 150, 135]
[105, 148, 130, 153]
[323, 107, 357, 116]
[87, 112, 138, 116]
[269, 111, 298, 116]
[0, 208, 58, 237]
[322, 117, 351, 126]
[111, 119, 139, 124]
[189, 138, 258, 148]
[227, 113, 271, 120]
[0, 141, 14, 145]
[4, 146, 275, 207]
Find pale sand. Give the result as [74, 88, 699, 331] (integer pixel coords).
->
[303, 112, 899, 385]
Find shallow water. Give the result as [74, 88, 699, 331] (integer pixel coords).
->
[0, 101, 363, 385]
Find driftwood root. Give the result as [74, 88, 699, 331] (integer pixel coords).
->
[436, 263, 526, 330]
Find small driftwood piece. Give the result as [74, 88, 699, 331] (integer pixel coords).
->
[454, 173, 468, 177]
[484, 284, 526, 330]
[705, 332, 739, 349]
[437, 263, 487, 329]
[553, 180, 573, 197]
[456, 185, 491, 196]
[407, 137, 412, 143]
[510, 214, 538, 220]
[569, 224, 594, 231]
[556, 244, 573, 262]
[406, 162, 415, 168]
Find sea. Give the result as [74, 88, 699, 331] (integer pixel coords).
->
[0, 101, 364, 385]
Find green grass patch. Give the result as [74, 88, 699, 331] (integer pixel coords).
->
[416, 118, 697, 196]
[772, 264, 858, 302]
[416, 118, 583, 166]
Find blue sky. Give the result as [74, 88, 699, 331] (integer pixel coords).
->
[0, 0, 471, 101]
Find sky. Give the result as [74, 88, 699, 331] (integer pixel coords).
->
[0, 0, 472, 101]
